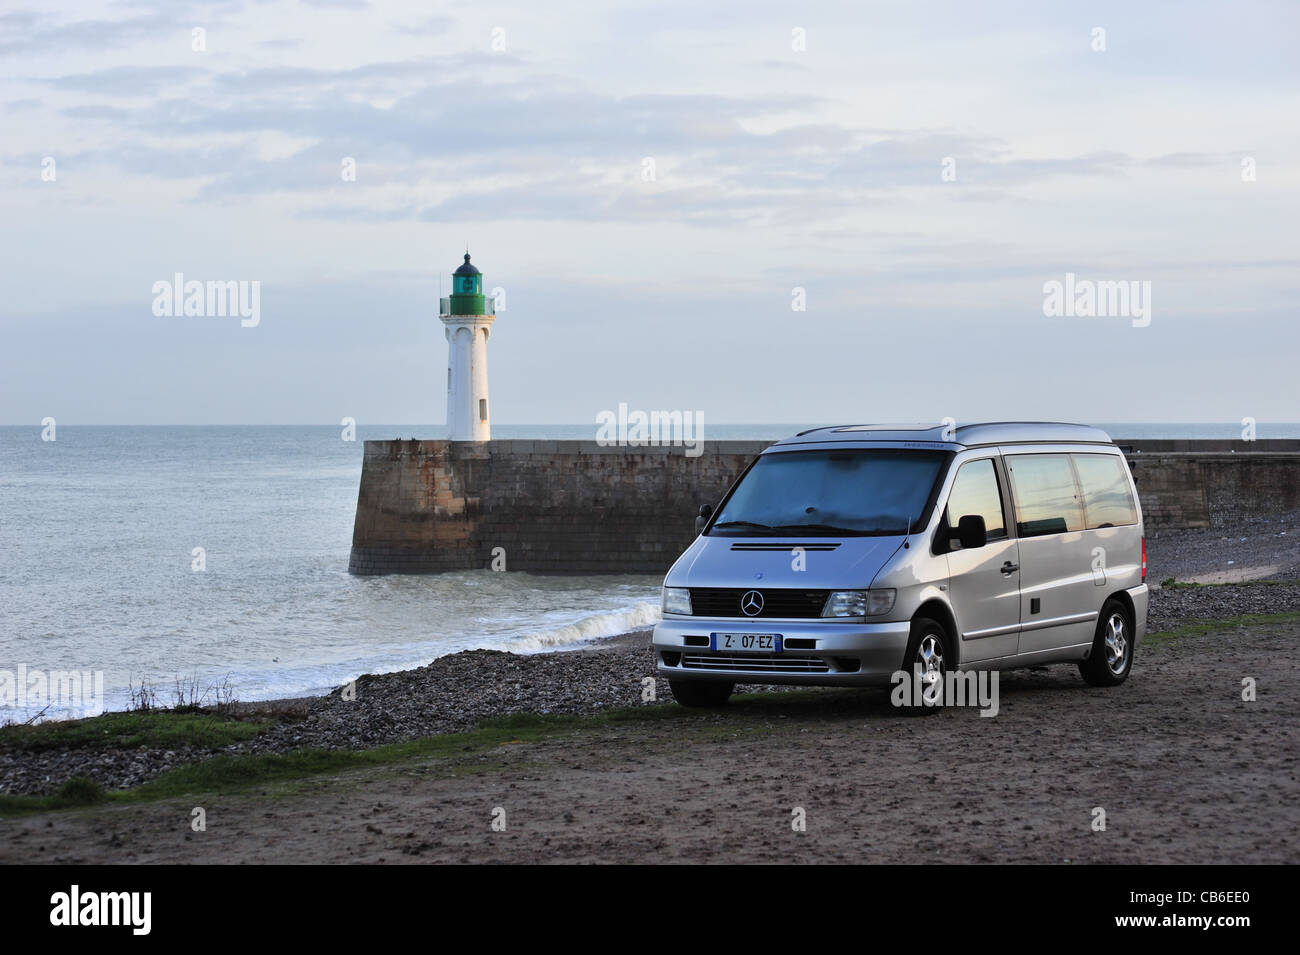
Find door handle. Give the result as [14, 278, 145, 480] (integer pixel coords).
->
[1001, 561, 1019, 575]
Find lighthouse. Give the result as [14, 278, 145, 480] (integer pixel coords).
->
[439, 252, 496, 441]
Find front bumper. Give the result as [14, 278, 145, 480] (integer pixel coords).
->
[653, 615, 912, 687]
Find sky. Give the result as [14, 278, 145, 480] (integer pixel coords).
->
[2, 0, 1298, 425]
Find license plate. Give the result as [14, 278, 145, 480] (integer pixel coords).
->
[710, 632, 783, 653]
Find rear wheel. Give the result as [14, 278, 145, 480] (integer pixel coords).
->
[1078, 599, 1134, 686]
[898, 616, 950, 714]
[668, 678, 734, 708]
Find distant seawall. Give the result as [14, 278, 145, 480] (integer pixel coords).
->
[1122, 440, 1300, 530]
[348, 439, 769, 575]
[348, 438, 1300, 575]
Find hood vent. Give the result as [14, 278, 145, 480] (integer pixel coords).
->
[729, 542, 840, 552]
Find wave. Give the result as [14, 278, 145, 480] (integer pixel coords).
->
[492, 601, 661, 653]
[9, 600, 665, 722]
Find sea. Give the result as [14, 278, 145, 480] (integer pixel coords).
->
[2, 422, 1295, 721]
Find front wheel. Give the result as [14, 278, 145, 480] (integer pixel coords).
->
[1078, 599, 1134, 686]
[897, 616, 951, 714]
[669, 678, 734, 708]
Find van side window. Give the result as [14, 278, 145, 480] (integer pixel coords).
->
[1073, 453, 1138, 528]
[1007, 454, 1084, 537]
[945, 459, 1007, 540]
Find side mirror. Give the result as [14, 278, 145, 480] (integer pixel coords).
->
[957, 514, 987, 550]
[695, 503, 713, 535]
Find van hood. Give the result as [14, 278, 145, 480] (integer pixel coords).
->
[664, 534, 907, 591]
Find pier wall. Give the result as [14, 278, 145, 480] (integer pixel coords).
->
[348, 439, 1300, 575]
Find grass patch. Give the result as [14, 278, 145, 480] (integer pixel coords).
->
[0, 689, 910, 816]
[55, 777, 107, 805]
[1159, 577, 1300, 590]
[0, 710, 270, 754]
[1145, 610, 1300, 646]
[0, 697, 830, 816]
[0, 708, 662, 815]
[0, 777, 108, 815]
[115, 711, 646, 803]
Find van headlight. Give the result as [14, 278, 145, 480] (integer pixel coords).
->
[822, 589, 896, 617]
[662, 587, 693, 615]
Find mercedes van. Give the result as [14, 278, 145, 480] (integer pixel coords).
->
[653, 422, 1148, 707]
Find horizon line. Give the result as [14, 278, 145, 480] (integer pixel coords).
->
[2, 421, 1293, 428]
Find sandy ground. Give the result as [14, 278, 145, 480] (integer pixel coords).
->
[4, 619, 1295, 864]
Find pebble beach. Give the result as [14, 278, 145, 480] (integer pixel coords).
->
[3, 511, 1300, 797]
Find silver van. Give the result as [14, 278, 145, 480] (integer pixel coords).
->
[653, 422, 1148, 707]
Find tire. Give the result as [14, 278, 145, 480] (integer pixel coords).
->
[897, 616, 950, 714]
[1078, 599, 1134, 687]
[669, 678, 734, 708]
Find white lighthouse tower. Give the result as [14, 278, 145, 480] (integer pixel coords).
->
[439, 252, 496, 441]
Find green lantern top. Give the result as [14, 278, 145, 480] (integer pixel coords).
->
[448, 252, 486, 315]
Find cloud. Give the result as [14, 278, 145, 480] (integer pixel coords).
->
[27, 50, 1185, 232]
[751, 59, 810, 73]
[0, 10, 177, 54]
[1141, 152, 1226, 169]
[48, 66, 211, 97]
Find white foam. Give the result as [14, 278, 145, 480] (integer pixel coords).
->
[11, 596, 665, 722]
[493, 601, 662, 653]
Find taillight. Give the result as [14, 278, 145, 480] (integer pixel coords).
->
[1141, 537, 1147, 582]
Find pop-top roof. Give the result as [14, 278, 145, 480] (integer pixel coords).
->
[770, 421, 1114, 449]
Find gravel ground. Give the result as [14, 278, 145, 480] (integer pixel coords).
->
[2, 618, 1295, 864]
[0, 645, 701, 796]
[1146, 509, 1300, 583]
[1148, 581, 1300, 631]
[4, 524, 1300, 798]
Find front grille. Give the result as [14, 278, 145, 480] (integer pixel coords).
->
[682, 654, 831, 673]
[688, 588, 829, 618]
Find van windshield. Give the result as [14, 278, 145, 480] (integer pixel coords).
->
[710, 449, 948, 537]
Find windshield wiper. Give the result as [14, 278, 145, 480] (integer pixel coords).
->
[711, 520, 775, 530]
